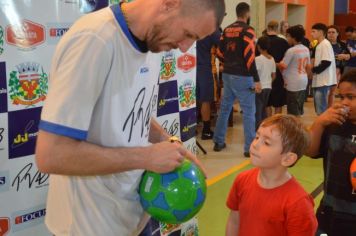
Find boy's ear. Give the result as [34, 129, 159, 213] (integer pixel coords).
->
[281, 152, 298, 167]
[160, 0, 181, 12]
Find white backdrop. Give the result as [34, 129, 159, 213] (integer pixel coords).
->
[0, 1, 198, 235]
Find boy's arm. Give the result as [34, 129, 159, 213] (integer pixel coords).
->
[286, 196, 317, 236]
[271, 72, 276, 81]
[278, 49, 292, 72]
[226, 210, 240, 236]
[306, 104, 347, 157]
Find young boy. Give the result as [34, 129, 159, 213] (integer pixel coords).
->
[307, 69, 356, 236]
[226, 114, 317, 236]
[255, 36, 276, 129]
[278, 25, 311, 117]
[311, 23, 337, 115]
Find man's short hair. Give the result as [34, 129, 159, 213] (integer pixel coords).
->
[339, 69, 356, 87]
[267, 20, 279, 31]
[257, 36, 270, 51]
[260, 114, 310, 161]
[235, 2, 250, 18]
[345, 26, 355, 33]
[312, 23, 328, 36]
[182, 0, 226, 27]
[286, 25, 305, 43]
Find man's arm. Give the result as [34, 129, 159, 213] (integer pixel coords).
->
[242, 28, 261, 92]
[226, 210, 240, 236]
[306, 104, 347, 157]
[149, 118, 171, 143]
[35, 130, 186, 176]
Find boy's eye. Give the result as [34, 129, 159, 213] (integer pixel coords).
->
[337, 94, 356, 101]
[264, 141, 270, 146]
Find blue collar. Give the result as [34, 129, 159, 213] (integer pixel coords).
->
[110, 4, 142, 53]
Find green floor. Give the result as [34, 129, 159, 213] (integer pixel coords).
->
[196, 157, 324, 236]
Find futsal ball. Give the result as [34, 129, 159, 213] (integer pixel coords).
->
[350, 158, 356, 191]
[139, 159, 207, 224]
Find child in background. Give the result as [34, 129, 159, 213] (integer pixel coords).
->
[255, 36, 276, 129]
[307, 69, 356, 236]
[278, 25, 311, 117]
[226, 114, 317, 236]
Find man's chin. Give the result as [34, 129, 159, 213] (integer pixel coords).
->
[148, 44, 177, 53]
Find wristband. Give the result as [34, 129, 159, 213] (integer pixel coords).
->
[168, 136, 182, 144]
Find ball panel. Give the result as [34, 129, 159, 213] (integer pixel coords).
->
[172, 209, 192, 222]
[161, 172, 179, 188]
[139, 172, 162, 201]
[151, 192, 170, 210]
[193, 188, 205, 208]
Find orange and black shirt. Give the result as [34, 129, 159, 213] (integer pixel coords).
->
[218, 21, 259, 82]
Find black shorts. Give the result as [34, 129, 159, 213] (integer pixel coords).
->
[286, 90, 305, 116]
[196, 67, 214, 102]
[316, 204, 356, 236]
[267, 73, 286, 107]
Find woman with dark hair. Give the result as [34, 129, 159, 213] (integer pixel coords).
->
[326, 25, 350, 106]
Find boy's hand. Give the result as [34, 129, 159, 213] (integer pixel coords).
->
[317, 103, 348, 127]
[254, 82, 262, 93]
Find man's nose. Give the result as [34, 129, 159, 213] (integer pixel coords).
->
[177, 38, 195, 53]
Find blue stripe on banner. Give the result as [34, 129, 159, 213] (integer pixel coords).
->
[110, 4, 141, 52]
[38, 120, 87, 140]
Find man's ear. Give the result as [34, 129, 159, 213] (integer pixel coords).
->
[160, 0, 181, 12]
[281, 152, 298, 167]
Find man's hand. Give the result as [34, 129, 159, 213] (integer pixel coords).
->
[145, 142, 207, 177]
[254, 82, 262, 93]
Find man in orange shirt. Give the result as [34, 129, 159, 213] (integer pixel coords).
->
[226, 114, 317, 236]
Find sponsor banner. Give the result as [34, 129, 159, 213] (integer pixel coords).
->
[0, 217, 10, 236]
[0, 170, 10, 193]
[10, 161, 49, 192]
[0, 113, 9, 166]
[5, 19, 45, 51]
[46, 23, 71, 44]
[157, 80, 179, 117]
[0, 62, 7, 113]
[11, 205, 46, 232]
[8, 107, 41, 159]
[179, 108, 196, 143]
[183, 137, 198, 156]
[0, 25, 4, 56]
[177, 53, 196, 73]
[155, 113, 180, 138]
[7, 61, 48, 112]
[178, 79, 196, 111]
[159, 51, 177, 82]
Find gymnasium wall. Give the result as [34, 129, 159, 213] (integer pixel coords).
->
[335, 0, 349, 14]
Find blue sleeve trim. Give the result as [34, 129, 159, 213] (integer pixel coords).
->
[110, 4, 141, 53]
[39, 120, 88, 141]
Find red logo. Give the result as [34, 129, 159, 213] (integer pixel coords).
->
[0, 217, 10, 236]
[6, 20, 45, 49]
[177, 53, 196, 73]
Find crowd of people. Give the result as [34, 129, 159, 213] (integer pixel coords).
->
[196, 2, 356, 236]
[34, 0, 356, 235]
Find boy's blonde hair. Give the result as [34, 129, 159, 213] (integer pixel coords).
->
[260, 114, 310, 159]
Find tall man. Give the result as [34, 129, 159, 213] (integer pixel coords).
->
[264, 20, 290, 116]
[213, 2, 261, 157]
[35, 0, 225, 235]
